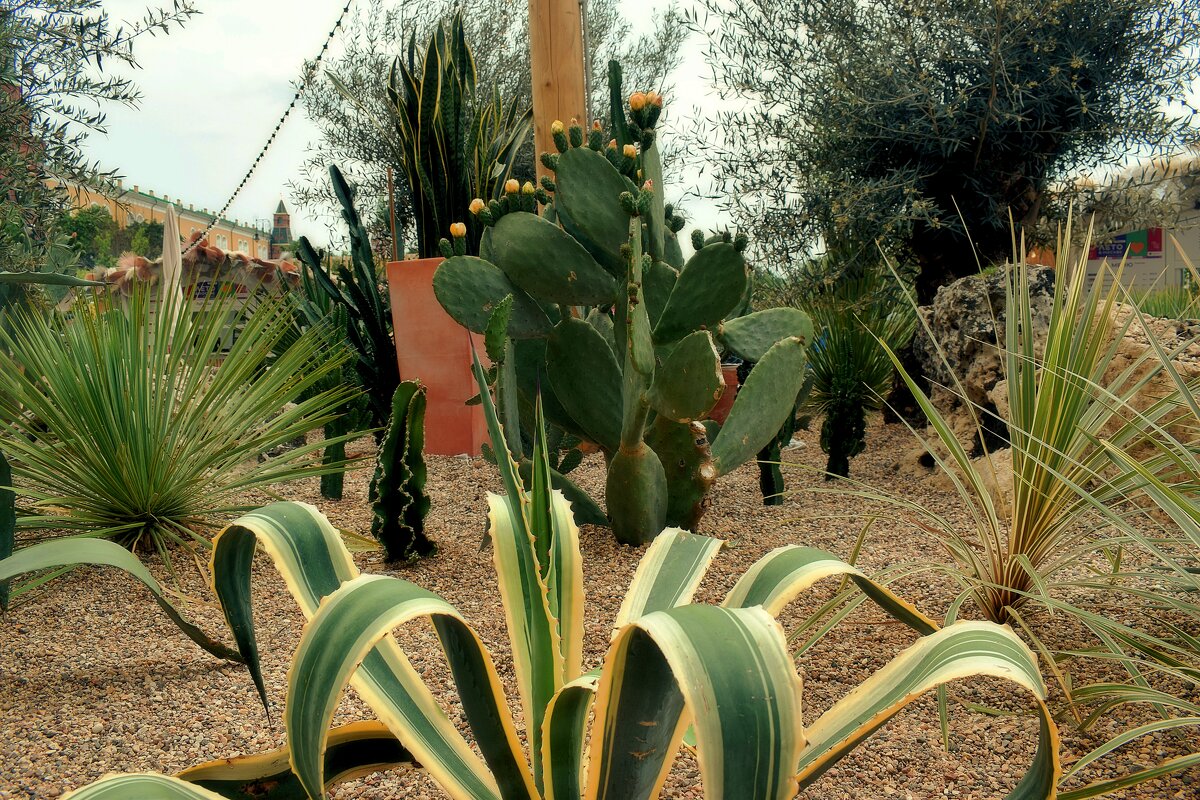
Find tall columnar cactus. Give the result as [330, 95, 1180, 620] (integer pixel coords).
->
[434, 61, 813, 544]
[370, 381, 434, 561]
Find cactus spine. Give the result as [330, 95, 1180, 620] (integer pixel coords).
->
[433, 60, 815, 544]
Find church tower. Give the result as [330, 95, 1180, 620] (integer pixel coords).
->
[269, 199, 291, 259]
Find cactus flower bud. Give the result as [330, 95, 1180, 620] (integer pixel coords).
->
[642, 180, 654, 193]
[522, 181, 535, 195]
[622, 144, 637, 159]
[592, 119, 602, 131]
[505, 179, 520, 194]
[469, 198, 485, 215]
[551, 119, 569, 153]
[450, 222, 467, 238]
[629, 91, 647, 111]
[647, 91, 663, 107]
[607, 139, 617, 150]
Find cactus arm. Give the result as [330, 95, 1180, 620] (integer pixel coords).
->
[608, 61, 633, 149]
[619, 219, 654, 450]
[642, 144, 666, 262]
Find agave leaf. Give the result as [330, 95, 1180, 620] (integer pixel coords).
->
[210, 503, 507, 800]
[285, 573, 535, 800]
[63, 774, 228, 799]
[179, 720, 417, 799]
[586, 605, 804, 800]
[796, 622, 1059, 799]
[0, 538, 240, 661]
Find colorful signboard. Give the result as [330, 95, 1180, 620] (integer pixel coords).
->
[1089, 228, 1163, 260]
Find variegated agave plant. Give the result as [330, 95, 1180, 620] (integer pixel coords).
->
[59, 357, 1061, 800]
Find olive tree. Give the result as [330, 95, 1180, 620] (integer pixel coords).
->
[688, 0, 1200, 302]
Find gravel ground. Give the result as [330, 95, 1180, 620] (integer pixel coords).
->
[2, 417, 1198, 799]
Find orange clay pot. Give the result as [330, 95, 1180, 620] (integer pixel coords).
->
[387, 258, 488, 456]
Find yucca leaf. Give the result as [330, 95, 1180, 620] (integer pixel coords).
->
[286, 573, 534, 800]
[796, 621, 1059, 799]
[0, 450, 13, 609]
[0, 538, 239, 661]
[210, 503, 507, 800]
[179, 720, 417, 799]
[587, 605, 804, 800]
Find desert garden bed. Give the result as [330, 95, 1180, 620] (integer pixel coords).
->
[2, 418, 1194, 799]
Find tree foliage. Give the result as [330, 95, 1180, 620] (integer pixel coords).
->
[0, 1, 196, 272]
[294, 0, 685, 247]
[689, 0, 1200, 301]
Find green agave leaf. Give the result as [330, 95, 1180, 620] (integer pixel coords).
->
[63, 775, 228, 800]
[286, 573, 535, 800]
[723, 545, 938, 635]
[587, 605, 804, 800]
[796, 621, 1059, 799]
[540, 676, 597, 800]
[0, 271, 101, 287]
[210, 502, 509, 800]
[614, 528, 723, 632]
[0, 450, 13, 610]
[0, 538, 240, 661]
[179, 720, 417, 799]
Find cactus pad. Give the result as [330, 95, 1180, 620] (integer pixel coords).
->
[606, 444, 668, 545]
[433, 256, 552, 339]
[488, 212, 618, 305]
[719, 307, 815, 362]
[546, 318, 624, 452]
[711, 336, 809, 475]
[552, 147, 635, 276]
[646, 416, 717, 530]
[648, 330, 724, 423]
[653, 242, 748, 343]
[643, 259, 678, 328]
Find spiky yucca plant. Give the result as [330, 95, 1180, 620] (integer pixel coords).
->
[0, 285, 356, 567]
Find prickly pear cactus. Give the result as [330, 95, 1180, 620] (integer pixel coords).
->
[369, 381, 434, 561]
[433, 60, 814, 544]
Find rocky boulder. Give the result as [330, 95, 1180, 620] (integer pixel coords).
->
[909, 265, 1056, 452]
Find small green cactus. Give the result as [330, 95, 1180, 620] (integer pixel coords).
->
[433, 60, 814, 544]
[369, 381, 434, 562]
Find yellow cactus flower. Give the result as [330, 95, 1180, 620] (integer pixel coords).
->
[505, 179, 520, 194]
[450, 222, 467, 238]
[629, 91, 647, 111]
[622, 144, 637, 159]
[469, 198, 485, 215]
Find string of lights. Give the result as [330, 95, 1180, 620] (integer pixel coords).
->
[183, 0, 356, 255]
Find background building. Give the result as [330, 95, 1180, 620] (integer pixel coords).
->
[269, 200, 292, 259]
[56, 179, 273, 258]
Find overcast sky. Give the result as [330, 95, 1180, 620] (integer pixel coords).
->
[85, 0, 719, 249]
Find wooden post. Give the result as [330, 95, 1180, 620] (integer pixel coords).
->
[528, 0, 586, 181]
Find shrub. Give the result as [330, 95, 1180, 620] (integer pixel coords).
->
[0, 286, 356, 568]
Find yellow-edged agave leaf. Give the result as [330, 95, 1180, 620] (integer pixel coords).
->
[210, 502, 510, 800]
[545, 486, 585, 680]
[796, 621, 1060, 798]
[0, 538, 241, 661]
[613, 527, 722, 632]
[62, 774, 228, 799]
[179, 720, 416, 799]
[286, 573, 536, 800]
[586, 605, 804, 800]
[486, 492, 561, 787]
[541, 675, 599, 800]
[723, 545, 938, 635]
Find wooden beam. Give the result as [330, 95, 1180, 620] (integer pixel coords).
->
[528, 0, 586, 181]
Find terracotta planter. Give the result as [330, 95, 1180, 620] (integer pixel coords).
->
[708, 364, 741, 425]
[387, 258, 487, 456]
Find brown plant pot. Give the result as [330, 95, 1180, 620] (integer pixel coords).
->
[387, 258, 487, 456]
[707, 364, 741, 425]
